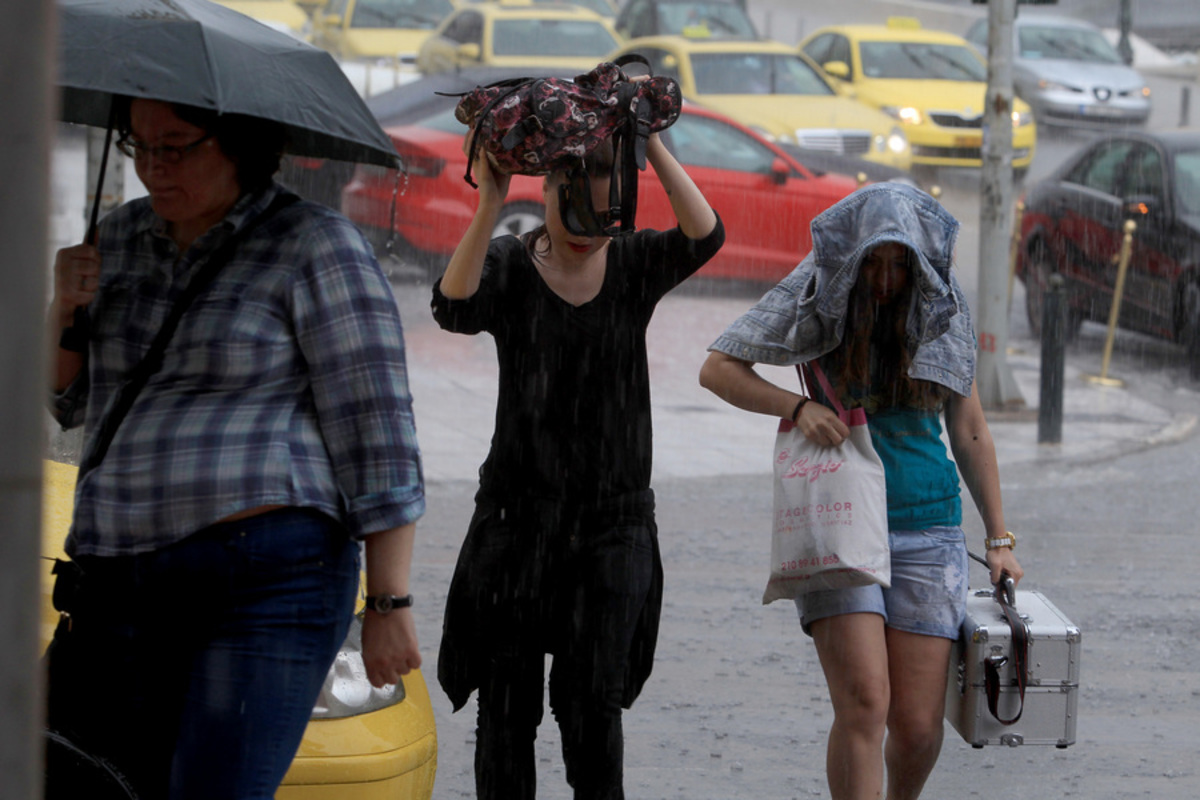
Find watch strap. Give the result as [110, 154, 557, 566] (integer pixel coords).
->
[365, 594, 414, 613]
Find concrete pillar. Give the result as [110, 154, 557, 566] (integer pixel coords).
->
[0, 0, 56, 798]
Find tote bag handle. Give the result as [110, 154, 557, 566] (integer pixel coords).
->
[800, 361, 868, 426]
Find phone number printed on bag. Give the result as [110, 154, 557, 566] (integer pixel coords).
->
[781, 553, 841, 572]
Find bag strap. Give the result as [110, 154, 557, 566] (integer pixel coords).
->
[459, 78, 534, 188]
[983, 573, 1029, 725]
[807, 361, 847, 416]
[78, 192, 300, 475]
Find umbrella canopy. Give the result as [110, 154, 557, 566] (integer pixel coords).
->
[57, 0, 399, 168]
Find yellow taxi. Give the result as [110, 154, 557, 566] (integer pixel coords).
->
[464, 0, 618, 18]
[607, 36, 912, 171]
[417, 1, 621, 75]
[40, 460, 438, 799]
[213, 0, 312, 40]
[311, 0, 456, 65]
[799, 18, 1036, 174]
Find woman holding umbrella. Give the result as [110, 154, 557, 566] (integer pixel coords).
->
[45, 97, 425, 799]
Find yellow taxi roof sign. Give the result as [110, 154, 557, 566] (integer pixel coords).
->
[886, 16, 921, 29]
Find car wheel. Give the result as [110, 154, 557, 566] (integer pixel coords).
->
[1178, 278, 1200, 379]
[492, 202, 545, 240]
[1025, 244, 1082, 341]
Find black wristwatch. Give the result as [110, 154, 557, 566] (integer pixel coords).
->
[364, 594, 414, 614]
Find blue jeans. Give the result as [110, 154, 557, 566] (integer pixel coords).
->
[46, 508, 359, 800]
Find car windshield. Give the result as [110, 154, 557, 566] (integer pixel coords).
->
[491, 19, 618, 56]
[415, 105, 469, 135]
[1017, 25, 1123, 63]
[350, 0, 453, 29]
[546, 0, 614, 16]
[662, 113, 777, 172]
[1176, 149, 1200, 216]
[859, 42, 986, 81]
[657, 2, 756, 39]
[691, 53, 834, 95]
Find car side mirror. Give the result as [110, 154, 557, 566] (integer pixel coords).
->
[769, 157, 790, 186]
[457, 42, 482, 61]
[1123, 194, 1160, 221]
[822, 60, 851, 80]
[320, 13, 343, 27]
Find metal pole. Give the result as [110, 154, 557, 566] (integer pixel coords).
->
[0, 1, 55, 798]
[1038, 274, 1066, 444]
[86, 129, 125, 229]
[1084, 219, 1137, 387]
[976, 0, 1024, 410]
[1181, 86, 1191, 128]
[1116, 0, 1134, 67]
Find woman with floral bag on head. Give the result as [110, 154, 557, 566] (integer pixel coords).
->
[432, 122, 722, 798]
[699, 182, 1022, 800]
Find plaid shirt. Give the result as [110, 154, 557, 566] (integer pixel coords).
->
[55, 184, 424, 557]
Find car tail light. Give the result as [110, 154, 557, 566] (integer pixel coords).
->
[310, 612, 407, 720]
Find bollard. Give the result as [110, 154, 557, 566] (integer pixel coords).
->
[1084, 219, 1136, 387]
[1038, 273, 1066, 444]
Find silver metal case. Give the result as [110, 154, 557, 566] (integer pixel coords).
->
[945, 588, 1081, 748]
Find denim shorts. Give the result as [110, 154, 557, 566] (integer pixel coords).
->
[793, 525, 969, 640]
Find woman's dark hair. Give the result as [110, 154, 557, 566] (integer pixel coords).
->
[525, 139, 617, 258]
[115, 96, 286, 194]
[828, 246, 952, 410]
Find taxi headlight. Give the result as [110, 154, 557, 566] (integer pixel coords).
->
[881, 105, 923, 126]
[881, 127, 909, 155]
[1012, 109, 1034, 127]
[310, 613, 407, 720]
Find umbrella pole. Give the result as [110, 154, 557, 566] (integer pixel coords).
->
[64, 100, 118, 348]
[85, 100, 118, 245]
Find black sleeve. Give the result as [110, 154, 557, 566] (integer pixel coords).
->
[620, 214, 725, 303]
[430, 236, 524, 335]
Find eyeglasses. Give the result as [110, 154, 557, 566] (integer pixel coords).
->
[116, 133, 214, 165]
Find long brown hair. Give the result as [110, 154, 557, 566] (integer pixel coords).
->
[826, 247, 951, 411]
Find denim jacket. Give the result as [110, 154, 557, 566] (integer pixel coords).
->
[708, 182, 976, 396]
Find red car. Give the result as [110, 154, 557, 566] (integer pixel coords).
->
[341, 103, 862, 283]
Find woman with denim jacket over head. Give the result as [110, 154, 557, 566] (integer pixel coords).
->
[431, 123, 722, 799]
[699, 182, 1022, 800]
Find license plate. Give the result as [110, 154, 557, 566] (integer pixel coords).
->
[954, 135, 982, 147]
[1081, 104, 1123, 116]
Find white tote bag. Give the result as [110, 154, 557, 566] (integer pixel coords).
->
[763, 363, 891, 604]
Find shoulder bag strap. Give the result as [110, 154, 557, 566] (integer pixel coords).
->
[79, 192, 299, 474]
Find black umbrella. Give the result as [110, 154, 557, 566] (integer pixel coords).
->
[56, 0, 402, 341]
[58, 0, 399, 169]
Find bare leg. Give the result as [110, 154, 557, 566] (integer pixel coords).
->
[811, 612, 890, 800]
[883, 629, 953, 800]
